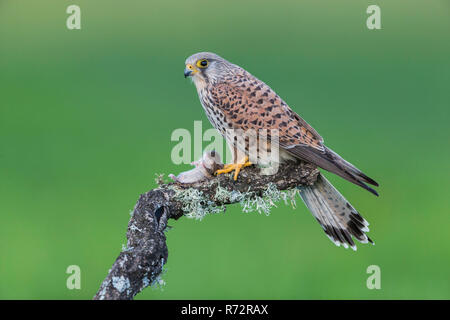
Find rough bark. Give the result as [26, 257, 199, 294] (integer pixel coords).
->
[93, 161, 318, 300]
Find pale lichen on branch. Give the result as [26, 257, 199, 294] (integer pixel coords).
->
[94, 160, 318, 300]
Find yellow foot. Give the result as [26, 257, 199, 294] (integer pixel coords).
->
[215, 157, 252, 181]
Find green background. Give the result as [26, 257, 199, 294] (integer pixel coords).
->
[0, 0, 449, 299]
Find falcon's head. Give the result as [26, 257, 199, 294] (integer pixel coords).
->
[184, 52, 235, 85]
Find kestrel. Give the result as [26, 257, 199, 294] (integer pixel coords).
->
[184, 52, 379, 250]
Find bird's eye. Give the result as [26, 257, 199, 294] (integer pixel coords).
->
[197, 59, 209, 68]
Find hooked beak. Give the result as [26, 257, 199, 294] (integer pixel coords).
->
[184, 64, 197, 78]
[184, 68, 192, 78]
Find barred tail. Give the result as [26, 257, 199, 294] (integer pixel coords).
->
[298, 173, 374, 250]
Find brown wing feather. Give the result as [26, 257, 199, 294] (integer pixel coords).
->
[209, 70, 378, 195]
[209, 70, 324, 151]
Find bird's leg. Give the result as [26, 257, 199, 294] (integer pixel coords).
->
[215, 156, 252, 181]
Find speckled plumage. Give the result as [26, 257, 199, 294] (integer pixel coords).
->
[184, 52, 379, 250]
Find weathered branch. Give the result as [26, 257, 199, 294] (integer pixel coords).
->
[93, 161, 318, 300]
